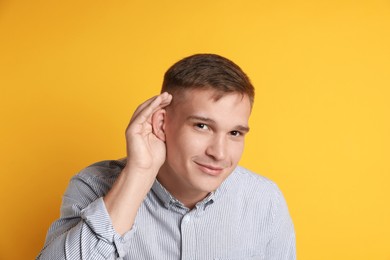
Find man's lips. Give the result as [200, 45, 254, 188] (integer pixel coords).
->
[194, 162, 226, 176]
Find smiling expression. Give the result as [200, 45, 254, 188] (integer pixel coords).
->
[157, 88, 252, 208]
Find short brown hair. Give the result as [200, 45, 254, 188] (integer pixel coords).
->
[161, 54, 255, 105]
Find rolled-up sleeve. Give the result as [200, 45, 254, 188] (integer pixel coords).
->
[37, 171, 135, 260]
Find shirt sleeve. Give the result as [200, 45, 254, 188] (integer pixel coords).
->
[265, 185, 296, 260]
[37, 173, 136, 260]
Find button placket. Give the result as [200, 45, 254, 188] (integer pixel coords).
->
[180, 212, 197, 260]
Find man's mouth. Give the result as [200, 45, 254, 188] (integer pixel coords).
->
[194, 161, 226, 176]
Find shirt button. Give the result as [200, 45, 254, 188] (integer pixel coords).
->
[182, 215, 191, 224]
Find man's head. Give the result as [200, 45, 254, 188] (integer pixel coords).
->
[154, 54, 254, 208]
[161, 53, 254, 106]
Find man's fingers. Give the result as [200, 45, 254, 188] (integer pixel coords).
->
[131, 94, 160, 119]
[129, 92, 172, 125]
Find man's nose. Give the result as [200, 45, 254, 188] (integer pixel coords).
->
[205, 135, 227, 161]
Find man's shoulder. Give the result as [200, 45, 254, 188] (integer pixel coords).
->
[233, 166, 278, 187]
[74, 158, 125, 183]
[60, 159, 125, 204]
[230, 166, 284, 198]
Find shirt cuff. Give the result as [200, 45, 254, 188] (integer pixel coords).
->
[81, 197, 136, 258]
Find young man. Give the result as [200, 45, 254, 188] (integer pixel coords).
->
[38, 54, 296, 259]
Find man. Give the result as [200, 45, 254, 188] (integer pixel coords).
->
[38, 54, 296, 259]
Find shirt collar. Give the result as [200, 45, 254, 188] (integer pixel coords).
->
[151, 179, 182, 209]
[151, 167, 239, 211]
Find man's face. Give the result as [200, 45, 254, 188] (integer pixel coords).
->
[158, 88, 252, 203]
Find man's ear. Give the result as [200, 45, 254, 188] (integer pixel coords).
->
[152, 109, 166, 141]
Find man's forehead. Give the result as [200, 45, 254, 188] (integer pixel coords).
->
[167, 88, 251, 124]
[169, 88, 250, 107]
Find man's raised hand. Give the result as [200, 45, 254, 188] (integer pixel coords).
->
[103, 92, 172, 235]
[125, 92, 172, 175]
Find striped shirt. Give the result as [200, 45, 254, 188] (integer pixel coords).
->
[37, 160, 296, 260]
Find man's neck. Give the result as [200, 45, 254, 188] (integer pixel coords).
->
[156, 165, 210, 210]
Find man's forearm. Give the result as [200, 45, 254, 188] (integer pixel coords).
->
[103, 166, 157, 235]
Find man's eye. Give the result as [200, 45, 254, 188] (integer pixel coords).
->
[230, 131, 241, 137]
[196, 123, 208, 130]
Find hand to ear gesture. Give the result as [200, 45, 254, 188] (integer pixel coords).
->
[125, 92, 172, 175]
[104, 92, 172, 235]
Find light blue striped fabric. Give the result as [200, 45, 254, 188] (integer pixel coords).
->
[37, 160, 295, 260]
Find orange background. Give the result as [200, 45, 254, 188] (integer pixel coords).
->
[1, 1, 389, 259]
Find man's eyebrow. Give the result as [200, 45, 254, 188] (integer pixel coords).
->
[186, 115, 216, 124]
[186, 115, 250, 133]
[235, 125, 250, 133]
